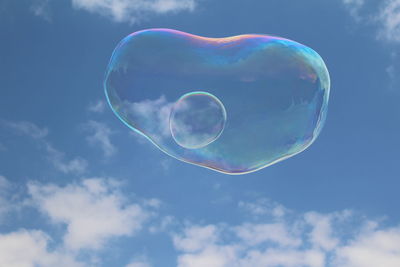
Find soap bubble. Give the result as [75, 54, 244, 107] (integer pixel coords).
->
[104, 29, 330, 174]
[170, 91, 227, 149]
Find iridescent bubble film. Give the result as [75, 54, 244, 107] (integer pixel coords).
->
[104, 29, 330, 174]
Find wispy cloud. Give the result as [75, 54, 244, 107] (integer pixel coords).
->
[2, 120, 88, 174]
[30, 0, 52, 22]
[149, 215, 176, 233]
[342, 0, 400, 44]
[84, 120, 117, 157]
[28, 178, 151, 251]
[239, 198, 287, 218]
[5, 120, 49, 139]
[0, 176, 9, 189]
[25, 0, 198, 24]
[44, 143, 88, 174]
[377, 0, 400, 43]
[71, 0, 196, 23]
[342, 0, 365, 22]
[342, 0, 400, 89]
[0, 176, 11, 219]
[386, 52, 400, 90]
[88, 100, 106, 114]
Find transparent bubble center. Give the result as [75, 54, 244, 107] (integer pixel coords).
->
[169, 92, 227, 149]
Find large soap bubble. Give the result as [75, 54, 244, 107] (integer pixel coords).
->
[104, 29, 330, 174]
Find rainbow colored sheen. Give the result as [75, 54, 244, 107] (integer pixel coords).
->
[104, 29, 330, 174]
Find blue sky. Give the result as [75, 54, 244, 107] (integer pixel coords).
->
[0, 0, 400, 266]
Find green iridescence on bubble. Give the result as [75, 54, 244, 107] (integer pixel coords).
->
[104, 29, 330, 174]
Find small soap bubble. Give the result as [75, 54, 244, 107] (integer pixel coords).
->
[170, 91, 227, 150]
[104, 29, 330, 174]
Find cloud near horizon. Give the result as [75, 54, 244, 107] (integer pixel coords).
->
[0, 176, 159, 266]
[172, 199, 400, 267]
[1, 175, 400, 266]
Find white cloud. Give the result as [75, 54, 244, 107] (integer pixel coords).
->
[172, 199, 400, 267]
[173, 222, 324, 267]
[2, 176, 400, 267]
[241, 248, 325, 267]
[173, 225, 220, 253]
[0, 229, 83, 267]
[304, 212, 342, 251]
[71, 0, 196, 23]
[335, 227, 400, 267]
[177, 244, 239, 267]
[84, 120, 117, 157]
[28, 178, 150, 251]
[0, 177, 160, 266]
